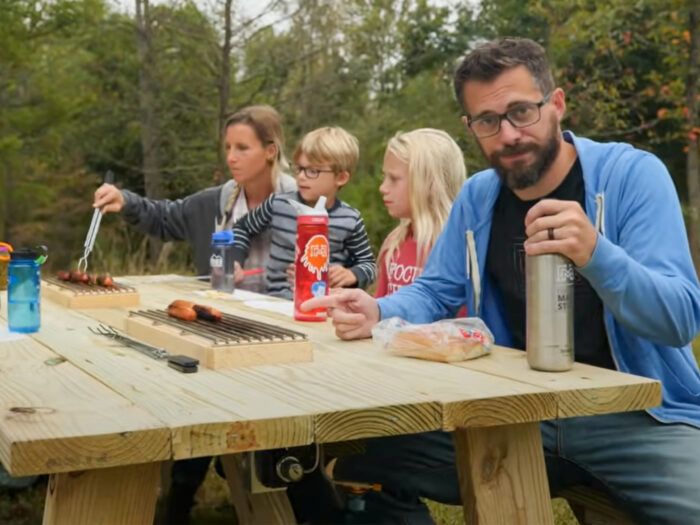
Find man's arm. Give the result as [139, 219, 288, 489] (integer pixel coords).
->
[527, 154, 700, 347]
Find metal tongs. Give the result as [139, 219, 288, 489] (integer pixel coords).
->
[78, 170, 114, 273]
[89, 323, 170, 360]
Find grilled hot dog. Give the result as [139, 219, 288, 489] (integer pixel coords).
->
[167, 304, 198, 322]
[97, 273, 114, 287]
[193, 304, 223, 322]
[70, 270, 89, 284]
[169, 299, 195, 310]
[167, 300, 222, 322]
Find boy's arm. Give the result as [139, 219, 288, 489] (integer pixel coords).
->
[344, 216, 377, 289]
[231, 195, 276, 266]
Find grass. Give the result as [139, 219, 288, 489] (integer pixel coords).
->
[427, 499, 578, 524]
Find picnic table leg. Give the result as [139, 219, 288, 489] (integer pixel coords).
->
[42, 462, 161, 525]
[453, 422, 554, 525]
[220, 453, 296, 525]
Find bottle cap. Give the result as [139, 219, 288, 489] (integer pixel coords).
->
[212, 230, 234, 244]
[10, 245, 48, 264]
[287, 197, 328, 217]
[11, 249, 38, 260]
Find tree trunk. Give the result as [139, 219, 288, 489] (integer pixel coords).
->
[687, 5, 700, 274]
[217, 0, 234, 174]
[0, 162, 10, 242]
[135, 0, 163, 264]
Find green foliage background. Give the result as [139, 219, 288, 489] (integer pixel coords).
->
[0, 0, 697, 274]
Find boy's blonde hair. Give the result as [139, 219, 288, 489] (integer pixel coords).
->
[293, 126, 360, 175]
[380, 128, 466, 270]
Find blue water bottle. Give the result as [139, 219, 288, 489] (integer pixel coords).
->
[210, 230, 235, 293]
[8, 247, 46, 333]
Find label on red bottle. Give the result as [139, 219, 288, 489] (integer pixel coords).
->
[300, 234, 329, 280]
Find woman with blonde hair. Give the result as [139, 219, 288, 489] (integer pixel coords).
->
[93, 105, 296, 292]
[376, 128, 466, 297]
[93, 105, 295, 524]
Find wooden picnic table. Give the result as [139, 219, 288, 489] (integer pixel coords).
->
[0, 275, 661, 525]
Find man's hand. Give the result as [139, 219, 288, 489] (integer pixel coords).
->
[524, 199, 598, 267]
[328, 265, 358, 288]
[302, 289, 379, 340]
[93, 183, 125, 214]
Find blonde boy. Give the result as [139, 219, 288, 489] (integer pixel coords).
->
[232, 126, 376, 299]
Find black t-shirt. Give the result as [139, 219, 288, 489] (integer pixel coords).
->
[486, 159, 615, 369]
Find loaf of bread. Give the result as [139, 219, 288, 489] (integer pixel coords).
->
[372, 317, 493, 363]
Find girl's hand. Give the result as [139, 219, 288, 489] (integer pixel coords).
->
[328, 265, 357, 288]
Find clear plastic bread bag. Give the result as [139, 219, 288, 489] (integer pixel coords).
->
[372, 317, 494, 363]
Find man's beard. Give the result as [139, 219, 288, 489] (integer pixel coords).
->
[485, 120, 561, 190]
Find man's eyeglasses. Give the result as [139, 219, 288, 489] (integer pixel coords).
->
[466, 93, 552, 139]
[293, 165, 335, 179]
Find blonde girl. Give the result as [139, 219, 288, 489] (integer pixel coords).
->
[376, 128, 466, 297]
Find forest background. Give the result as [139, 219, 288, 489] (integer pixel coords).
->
[2, 0, 700, 277]
[2, 2, 700, 523]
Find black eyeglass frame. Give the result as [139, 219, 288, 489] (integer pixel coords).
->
[466, 92, 553, 139]
[293, 165, 337, 179]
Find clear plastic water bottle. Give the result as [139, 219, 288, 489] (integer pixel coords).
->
[8, 248, 44, 333]
[210, 230, 235, 293]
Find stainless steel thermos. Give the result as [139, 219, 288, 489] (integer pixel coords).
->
[525, 253, 575, 371]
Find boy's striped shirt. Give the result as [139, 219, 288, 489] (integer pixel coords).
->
[232, 191, 376, 299]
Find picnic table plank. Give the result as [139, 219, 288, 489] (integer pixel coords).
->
[79, 277, 563, 440]
[455, 346, 661, 418]
[0, 336, 168, 476]
[34, 299, 314, 459]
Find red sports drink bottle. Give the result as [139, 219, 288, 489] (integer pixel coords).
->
[294, 213, 329, 321]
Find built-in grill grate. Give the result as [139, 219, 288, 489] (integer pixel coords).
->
[129, 309, 308, 347]
[44, 276, 136, 295]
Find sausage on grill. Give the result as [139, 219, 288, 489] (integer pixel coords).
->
[97, 273, 114, 287]
[167, 300, 222, 322]
[167, 304, 197, 322]
[169, 299, 195, 310]
[193, 304, 223, 322]
[70, 270, 89, 283]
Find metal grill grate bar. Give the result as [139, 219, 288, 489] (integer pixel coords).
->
[130, 309, 308, 346]
[45, 276, 135, 295]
